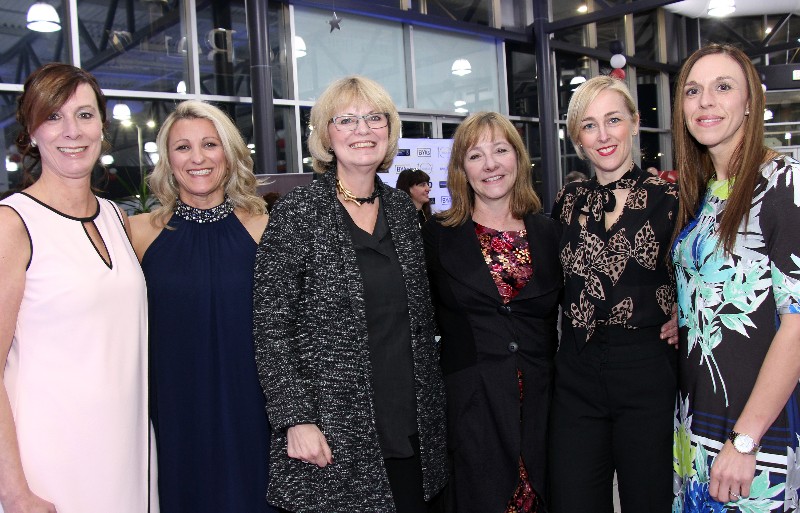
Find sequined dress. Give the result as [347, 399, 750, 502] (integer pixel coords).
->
[142, 199, 277, 513]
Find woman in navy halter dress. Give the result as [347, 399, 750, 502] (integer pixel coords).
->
[131, 100, 276, 513]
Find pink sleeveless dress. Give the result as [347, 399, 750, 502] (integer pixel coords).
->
[0, 193, 149, 513]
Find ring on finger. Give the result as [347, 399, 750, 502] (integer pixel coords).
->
[730, 491, 742, 501]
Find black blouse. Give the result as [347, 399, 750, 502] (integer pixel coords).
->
[340, 201, 417, 459]
[551, 166, 679, 348]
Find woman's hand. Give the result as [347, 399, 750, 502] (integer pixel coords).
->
[708, 442, 756, 503]
[661, 304, 679, 348]
[2, 490, 57, 513]
[287, 424, 333, 468]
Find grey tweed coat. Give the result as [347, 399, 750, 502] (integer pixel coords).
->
[252, 169, 448, 513]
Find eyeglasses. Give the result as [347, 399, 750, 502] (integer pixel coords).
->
[413, 181, 432, 188]
[330, 113, 389, 131]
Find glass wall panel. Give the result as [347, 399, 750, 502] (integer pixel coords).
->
[551, 0, 590, 22]
[0, 4, 67, 86]
[633, 12, 657, 62]
[596, 18, 626, 56]
[1, 91, 22, 192]
[300, 105, 313, 173]
[422, 0, 491, 26]
[79, 0, 186, 93]
[294, 7, 407, 106]
[507, 42, 538, 117]
[196, 1, 252, 96]
[636, 69, 659, 128]
[413, 28, 499, 114]
[639, 131, 662, 172]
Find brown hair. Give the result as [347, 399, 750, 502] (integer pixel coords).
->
[396, 168, 432, 219]
[438, 112, 541, 227]
[148, 100, 265, 228]
[307, 76, 401, 174]
[671, 44, 776, 254]
[15, 63, 108, 185]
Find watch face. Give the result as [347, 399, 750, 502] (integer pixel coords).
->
[734, 434, 755, 453]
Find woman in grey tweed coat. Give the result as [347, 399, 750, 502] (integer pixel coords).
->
[253, 76, 447, 513]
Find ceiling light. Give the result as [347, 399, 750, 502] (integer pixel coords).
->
[454, 107, 468, 114]
[100, 155, 115, 165]
[177, 81, 187, 94]
[765, 27, 772, 35]
[577, 5, 588, 13]
[146, 120, 156, 128]
[451, 59, 472, 77]
[27, 2, 61, 32]
[569, 76, 586, 86]
[786, 132, 792, 141]
[707, 0, 735, 17]
[454, 100, 466, 107]
[144, 142, 157, 153]
[764, 109, 774, 121]
[295, 36, 307, 58]
[112, 103, 132, 121]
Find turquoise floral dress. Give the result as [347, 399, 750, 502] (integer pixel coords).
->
[672, 155, 800, 513]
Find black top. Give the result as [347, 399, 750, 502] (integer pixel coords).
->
[551, 166, 679, 349]
[340, 200, 417, 459]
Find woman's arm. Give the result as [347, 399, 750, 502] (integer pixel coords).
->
[0, 207, 56, 513]
[708, 313, 800, 503]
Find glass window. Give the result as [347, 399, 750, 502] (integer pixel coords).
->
[551, 0, 590, 22]
[79, 1, 187, 93]
[639, 131, 663, 172]
[294, 7, 407, 107]
[555, 51, 588, 121]
[636, 70, 659, 128]
[596, 19, 626, 57]
[1, 92, 22, 193]
[507, 42, 538, 118]
[0, 5, 67, 86]
[633, 12, 658, 62]
[413, 28, 499, 114]
[419, 0, 491, 26]
[196, 1, 252, 97]
[300, 106, 313, 173]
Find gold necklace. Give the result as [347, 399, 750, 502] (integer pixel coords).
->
[336, 178, 381, 206]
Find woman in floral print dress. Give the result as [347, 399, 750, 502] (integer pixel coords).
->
[671, 44, 800, 513]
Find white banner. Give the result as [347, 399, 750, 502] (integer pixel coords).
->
[380, 138, 454, 213]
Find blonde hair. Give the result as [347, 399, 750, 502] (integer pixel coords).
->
[438, 112, 541, 227]
[307, 76, 401, 174]
[149, 100, 265, 227]
[671, 44, 775, 254]
[567, 75, 639, 160]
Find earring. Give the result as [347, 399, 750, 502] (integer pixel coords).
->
[745, 108, 750, 116]
[30, 139, 37, 148]
[101, 133, 105, 141]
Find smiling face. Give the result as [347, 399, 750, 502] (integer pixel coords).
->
[577, 88, 639, 183]
[463, 128, 518, 209]
[682, 53, 749, 160]
[409, 181, 431, 209]
[31, 82, 103, 183]
[327, 103, 389, 176]
[168, 117, 228, 208]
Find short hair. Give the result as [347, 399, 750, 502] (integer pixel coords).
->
[565, 170, 588, 183]
[149, 100, 265, 227]
[307, 76, 401, 174]
[439, 112, 541, 227]
[567, 75, 639, 160]
[16, 63, 108, 183]
[671, 44, 773, 254]
[395, 168, 430, 194]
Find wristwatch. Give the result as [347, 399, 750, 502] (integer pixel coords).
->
[728, 430, 761, 455]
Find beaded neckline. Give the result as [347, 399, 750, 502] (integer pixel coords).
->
[174, 197, 234, 223]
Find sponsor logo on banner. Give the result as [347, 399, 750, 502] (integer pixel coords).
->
[438, 181, 448, 188]
[417, 148, 432, 157]
[418, 163, 432, 172]
[438, 147, 451, 159]
[397, 148, 411, 156]
[430, 197, 436, 205]
[440, 196, 451, 206]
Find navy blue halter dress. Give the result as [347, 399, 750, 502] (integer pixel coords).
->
[142, 199, 276, 513]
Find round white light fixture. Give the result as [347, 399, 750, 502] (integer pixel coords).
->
[295, 36, 307, 58]
[451, 59, 472, 77]
[27, 2, 61, 33]
[454, 107, 468, 114]
[569, 76, 586, 86]
[454, 100, 467, 107]
[112, 103, 132, 121]
[144, 142, 157, 153]
[177, 81, 187, 94]
[100, 155, 115, 165]
[764, 109, 774, 121]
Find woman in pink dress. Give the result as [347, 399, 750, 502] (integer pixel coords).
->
[0, 64, 150, 513]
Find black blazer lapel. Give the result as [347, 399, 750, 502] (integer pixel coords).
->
[510, 214, 563, 302]
[439, 220, 503, 302]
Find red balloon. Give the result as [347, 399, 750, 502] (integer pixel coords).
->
[609, 68, 626, 80]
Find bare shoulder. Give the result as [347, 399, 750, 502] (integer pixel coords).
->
[129, 212, 165, 262]
[235, 210, 270, 244]
[0, 205, 31, 261]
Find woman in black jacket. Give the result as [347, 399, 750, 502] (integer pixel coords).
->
[423, 112, 562, 513]
[253, 75, 447, 513]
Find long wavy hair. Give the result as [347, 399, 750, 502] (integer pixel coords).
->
[15, 63, 109, 187]
[672, 44, 776, 254]
[148, 100, 265, 228]
[438, 112, 541, 227]
[307, 75, 401, 174]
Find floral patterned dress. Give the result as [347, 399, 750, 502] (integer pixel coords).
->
[475, 223, 542, 513]
[672, 155, 800, 513]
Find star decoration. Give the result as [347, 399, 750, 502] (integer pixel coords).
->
[328, 12, 342, 32]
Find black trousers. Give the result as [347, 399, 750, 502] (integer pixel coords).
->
[548, 325, 676, 513]
[385, 434, 428, 513]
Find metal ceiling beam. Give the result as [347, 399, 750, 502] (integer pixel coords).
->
[543, 0, 682, 34]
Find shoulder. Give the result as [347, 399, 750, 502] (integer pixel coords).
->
[641, 174, 679, 196]
[761, 154, 800, 184]
[235, 210, 269, 243]
[554, 180, 590, 204]
[0, 203, 31, 268]
[129, 212, 164, 262]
